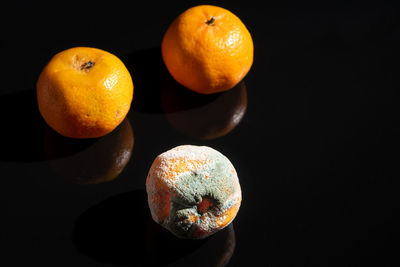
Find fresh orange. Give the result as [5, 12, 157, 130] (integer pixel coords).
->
[146, 145, 242, 239]
[161, 5, 253, 94]
[37, 47, 133, 138]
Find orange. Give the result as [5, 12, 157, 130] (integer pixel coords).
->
[146, 145, 242, 239]
[161, 5, 253, 94]
[37, 47, 133, 138]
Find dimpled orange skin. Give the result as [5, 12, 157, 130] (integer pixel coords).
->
[37, 47, 133, 138]
[161, 5, 253, 95]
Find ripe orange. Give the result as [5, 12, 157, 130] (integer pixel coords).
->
[37, 47, 133, 138]
[161, 5, 253, 94]
[146, 145, 242, 239]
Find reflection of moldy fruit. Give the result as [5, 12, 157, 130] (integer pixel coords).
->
[146, 145, 241, 239]
[146, 220, 236, 266]
[45, 119, 134, 185]
[37, 47, 133, 138]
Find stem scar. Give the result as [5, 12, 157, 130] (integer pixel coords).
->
[206, 16, 216, 26]
[80, 61, 95, 70]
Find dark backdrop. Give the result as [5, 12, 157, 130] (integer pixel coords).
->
[1, 1, 400, 266]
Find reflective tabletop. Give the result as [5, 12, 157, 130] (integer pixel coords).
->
[1, 1, 399, 266]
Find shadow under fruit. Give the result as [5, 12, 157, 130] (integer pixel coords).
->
[72, 189, 236, 266]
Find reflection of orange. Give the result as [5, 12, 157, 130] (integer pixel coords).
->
[37, 47, 133, 138]
[162, 5, 253, 94]
[161, 79, 247, 140]
[146, 145, 241, 239]
[45, 118, 134, 184]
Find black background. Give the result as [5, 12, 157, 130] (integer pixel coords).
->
[1, 0, 400, 266]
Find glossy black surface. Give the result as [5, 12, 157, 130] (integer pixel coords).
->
[2, 1, 400, 266]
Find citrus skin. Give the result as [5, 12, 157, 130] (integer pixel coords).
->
[37, 47, 133, 138]
[146, 145, 242, 239]
[162, 5, 254, 94]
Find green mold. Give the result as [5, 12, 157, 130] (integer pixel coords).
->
[163, 154, 236, 238]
